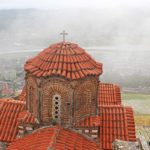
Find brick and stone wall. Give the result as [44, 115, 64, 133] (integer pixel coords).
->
[74, 77, 98, 124]
[25, 74, 99, 127]
[26, 76, 38, 118]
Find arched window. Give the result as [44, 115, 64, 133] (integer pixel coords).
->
[52, 94, 61, 121]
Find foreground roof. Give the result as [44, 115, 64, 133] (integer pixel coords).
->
[7, 126, 101, 150]
[24, 42, 103, 80]
[99, 105, 136, 150]
[0, 99, 25, 142]
[98, 83, 136, 150]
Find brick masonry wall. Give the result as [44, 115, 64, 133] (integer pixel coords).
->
[26, 75, 38, 118]
[25, 74, 99, 127]
[73, 77, 98, 124]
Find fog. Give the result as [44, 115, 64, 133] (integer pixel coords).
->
[0, 0, 150, 50]
[0, 0, 150, 90]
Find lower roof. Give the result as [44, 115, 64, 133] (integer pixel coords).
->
[7, 126, 100, 150]
[0, 99, 25, 142]
[99, 105, 136, 150]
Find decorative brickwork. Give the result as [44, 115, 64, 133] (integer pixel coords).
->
[74, 77, 98, 124]
[41, 77, 71, 126]
[26, 76, 38, 118]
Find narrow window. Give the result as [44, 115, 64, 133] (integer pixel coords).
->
[52, 94, 61, 121]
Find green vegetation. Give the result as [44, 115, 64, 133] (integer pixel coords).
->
[122, 92, 150, 115]
[122, 93, 150, 126]
[122, 93, 150, 100]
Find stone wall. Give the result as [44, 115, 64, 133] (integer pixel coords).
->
[0, 142, 7, 150]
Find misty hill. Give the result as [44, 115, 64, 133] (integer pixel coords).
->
[0, 9, 150, 91]
[0, 8, 150, 51]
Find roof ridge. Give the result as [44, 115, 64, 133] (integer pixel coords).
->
[0, 98, 25, 104]
[47, 125, 60, 149]
[99, 82, 120, 87]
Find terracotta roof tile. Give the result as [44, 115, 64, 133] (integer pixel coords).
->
[24, 42, 103, 80]
[98, 83, 121, 106]
[99, 105, 136, 150]
[17, 111, 38, 125]
[0, 99, 25, 142]
[7, 126, 100, 150]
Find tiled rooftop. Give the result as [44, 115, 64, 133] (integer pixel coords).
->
[17, 111, 38, 125]
[99, 105, 136, 150]
[24, 42, 103, 80]
[98, 83, 121, 106]
[0, 99, 25, 142]
[7, 126, 101, 150]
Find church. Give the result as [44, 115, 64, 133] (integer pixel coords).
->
[0, 39, 136, 150]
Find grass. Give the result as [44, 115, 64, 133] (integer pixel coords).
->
[122, 92, 150, 126]
[122, 93, 150, 100]
[134, 114, 150, 126]
[122, 92, 150, 115]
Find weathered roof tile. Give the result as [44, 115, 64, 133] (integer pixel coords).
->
[0, 99, 25, 142]
[7, 126, 100, 150]
[24, 42, 102, 80]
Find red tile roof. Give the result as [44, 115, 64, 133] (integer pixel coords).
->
[125, 107, 136, 141]
[76, 116, 101, 127]
[99, 105, 136, 150]
[0, 99, 25, 142]
[24, 42, 103, 80]
[17, 111, 38, 125]
[7, 126, 101, 150]
[98, 83, 121, 106]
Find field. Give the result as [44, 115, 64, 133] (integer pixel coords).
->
[122, 93, 150, 126]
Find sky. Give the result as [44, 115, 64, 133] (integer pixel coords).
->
[0, 0, 150, 10]
[0, 0, 150, 50]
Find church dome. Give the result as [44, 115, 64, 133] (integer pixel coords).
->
[24, 42, 103, 80]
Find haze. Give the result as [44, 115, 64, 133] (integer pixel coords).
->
[0, 0, 150, 89]
[0, 0, 150, 50]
